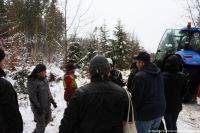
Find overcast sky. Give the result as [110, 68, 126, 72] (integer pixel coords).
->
[59, 0, 190, 53]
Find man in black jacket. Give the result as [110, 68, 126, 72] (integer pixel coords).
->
[0, 48, 23, 133]
[131, 52, 166, 133]
[59, 55, 129, 133]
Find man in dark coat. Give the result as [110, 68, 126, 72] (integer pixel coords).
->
[59, 55, 129, 133]
[131, 52, 166, 133]
[162, 55, 187, 132]
[127, 57, 138, 92]
[27, 64, 57, 133]
[0, 48, 23, 133]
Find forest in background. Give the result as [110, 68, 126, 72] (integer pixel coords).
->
[0, 0, 143, 71]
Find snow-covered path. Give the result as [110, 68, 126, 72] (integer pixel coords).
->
[178, 103, 200, 133]
[19, 82, 200, 133]
[17, 69, 200, 133]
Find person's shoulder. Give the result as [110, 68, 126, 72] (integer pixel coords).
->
[0, 77, 14, 92]
[71, 83, 91, 98]
[176, 72, 187, 79]
[64, 74, 73, 80]
[135, 71, 146, 77]
[27, 77, 40, 86]
[114, 69, 122, 74]
[0, 77, 12, 87]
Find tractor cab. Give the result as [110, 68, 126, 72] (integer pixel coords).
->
[155, 22, 200, 69]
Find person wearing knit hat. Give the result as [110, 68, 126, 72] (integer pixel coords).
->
[27, 64, 57, 133]
[89, 55, 110, 77]
[63, 63, 77, 105]
[59, 55, 129, 133]
[0, 48, 23, 133]
[28, 64, 47, 79]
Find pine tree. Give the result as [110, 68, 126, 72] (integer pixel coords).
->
[111, 20, 129, 69]
[45, 0, 64, 62]
[0, 0, 10, 38]
[68, 42, 82, 64]
[99, 22, 111, 56]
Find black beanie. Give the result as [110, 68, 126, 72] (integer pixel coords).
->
[0, 48, 5, 61]
[34, 64, 46, 73]
[65, 63, 76, 71]
[89, 55, 110, 76]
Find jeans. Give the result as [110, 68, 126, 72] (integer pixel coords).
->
[135, 117, 162, 133]
[164, 112, 179, 133]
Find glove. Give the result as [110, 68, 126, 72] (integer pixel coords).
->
[52, 102, 57, 108]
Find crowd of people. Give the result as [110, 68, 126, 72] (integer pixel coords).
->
[0, 47, 197, 133]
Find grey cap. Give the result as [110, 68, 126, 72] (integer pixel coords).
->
[89, 55, 110, 76]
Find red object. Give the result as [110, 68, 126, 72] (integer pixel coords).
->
[183, 54, 192, 58]
[197, 84, 200, 105]
[64, 76, 74, 102]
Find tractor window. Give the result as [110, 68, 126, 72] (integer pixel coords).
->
[190, 32, 200, 51]
[158, 29, 180, 52]
[155, 29, 181, 62]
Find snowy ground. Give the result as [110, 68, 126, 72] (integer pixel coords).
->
[12, 67, 200, 133]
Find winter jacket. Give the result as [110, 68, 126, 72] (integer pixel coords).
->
[131, 62, 166, 121]
[109, 69, 125, 86]
[63, 74, 77, 102]
[59, 75, 129, 133]
[162, 55, 187, 113]
[27, 77, 56, 114]
[0, 69, 23, 133]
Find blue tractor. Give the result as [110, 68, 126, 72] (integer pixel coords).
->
[154, 22, 200, 102]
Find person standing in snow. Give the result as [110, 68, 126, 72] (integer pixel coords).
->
[162, 55, 187, 132]
[131, 52, 166, 133]
[107, 58, 126, 87]
[127, 57, 138, 92]
[59, 55, 129, 133]
[63, 63, 77, 105]
[27, 64, 57, 133]
[0, 48, 23, 133]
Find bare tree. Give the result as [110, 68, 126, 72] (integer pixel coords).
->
[59, 0, 95, 65]
[185, 0, 200, 26]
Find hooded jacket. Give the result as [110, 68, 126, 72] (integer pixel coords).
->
[59, 75, 129, 133]
[162, 55, 187, 113]
[131, 62, 166, 121]
[0, 68, 23, 133]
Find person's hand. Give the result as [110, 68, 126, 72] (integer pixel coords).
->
[52, 102, 57, 108]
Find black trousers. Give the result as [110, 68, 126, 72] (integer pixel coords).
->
[164, 112, 179, 133]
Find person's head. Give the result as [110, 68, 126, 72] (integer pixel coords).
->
[133, 52, 150, 70]
[163, 55, 180, 72]
[107, 58, 113, 69]
[89, 55, 110, 78]
[0, 48, 6, 69]
[65, 63, 76, 74]
[30, 64, 47, 79]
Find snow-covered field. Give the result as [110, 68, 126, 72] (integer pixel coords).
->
[10, 67, 200, 133]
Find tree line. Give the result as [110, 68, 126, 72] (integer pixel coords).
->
[0, 0, 142, 71]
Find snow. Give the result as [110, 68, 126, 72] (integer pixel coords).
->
[15, 67, 200, 133]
